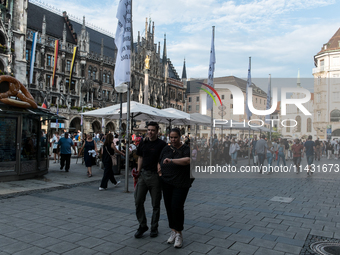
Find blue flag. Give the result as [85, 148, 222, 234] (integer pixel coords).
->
[29, 32, 37, 84]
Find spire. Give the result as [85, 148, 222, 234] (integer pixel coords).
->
[42, 15, 46, 36]
[82, 16, 86, 30]
[297, 69, 301, 87]
[62, 23, 67, 50]
[145, 18, 148, 40]
[148, 18, 151, 33]
[162, 34, 167, 66]
[182, 58, 187, 79]
[101, 38, 104, 57]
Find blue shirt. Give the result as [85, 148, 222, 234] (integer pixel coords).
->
[58, 137, 74, 154]
[304, 140, 315, 156]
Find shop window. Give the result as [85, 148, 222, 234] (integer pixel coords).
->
[21, 117, 39, 161]
[0, 117, 17, 164]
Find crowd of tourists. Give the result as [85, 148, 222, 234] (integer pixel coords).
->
[191, 134, 339, 173]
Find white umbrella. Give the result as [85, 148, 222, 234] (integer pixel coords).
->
[160, 108, 191, 125]
[81, 101, 179, 123]
[190, 113, 211, 125]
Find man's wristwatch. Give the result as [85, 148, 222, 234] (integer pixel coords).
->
[171, 159, 173, 163]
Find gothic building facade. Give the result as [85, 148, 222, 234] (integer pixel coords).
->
[26, 1, 117, 134]
[130, 18, 186, 111]
[23, 2, 186, 135]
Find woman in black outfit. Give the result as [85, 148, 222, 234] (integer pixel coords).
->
[158, 128, 191, 248]
[99, 133, 125, 190]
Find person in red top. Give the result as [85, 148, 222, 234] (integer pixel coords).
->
[291, 139, 304, 174]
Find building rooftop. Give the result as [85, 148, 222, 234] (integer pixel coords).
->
[27, 2, 115, 57]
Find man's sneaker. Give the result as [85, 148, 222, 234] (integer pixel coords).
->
[174, 233, 183, 248]
[134, 226, 148, 238]
[167, 230, 176, 244]
[150, 228, 158, 237]
[99, 187, 106, 191]
[114, 180, 121, 187]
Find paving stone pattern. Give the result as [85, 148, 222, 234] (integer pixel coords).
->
[1, 157, 340, 254]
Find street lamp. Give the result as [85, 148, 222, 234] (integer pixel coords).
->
[116, 82, 130, 193]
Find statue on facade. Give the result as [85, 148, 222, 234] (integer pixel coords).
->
[145, 55, 150, 70]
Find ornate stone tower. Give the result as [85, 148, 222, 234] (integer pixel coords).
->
[0, 0, 28, 83]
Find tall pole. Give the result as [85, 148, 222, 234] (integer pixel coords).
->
[125, 82, 130, 192]
[118, 93, 122, 172]
[209, 26, 215, 167]
[247, 57, 252, 166]
[124, 0, 133, 192]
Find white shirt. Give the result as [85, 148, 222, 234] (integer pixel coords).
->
[229, 143, 240, 155]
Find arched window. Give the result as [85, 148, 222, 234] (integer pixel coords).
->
[295, 116, 301, 132]
[88, 66, 92, 79]
[93, 67, 97, 80]
[330, 109, 340, 122]
[307, 118, 312, 132]
[103, 73, 106, 83]
[107, 72, 111, 84]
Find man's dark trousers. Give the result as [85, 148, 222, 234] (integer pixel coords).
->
[134, 171, 161, 231]
[60, 154, 71, 171]
[258, 153, 265, 173]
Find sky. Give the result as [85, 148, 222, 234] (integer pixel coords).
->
[39, 0, 340, 91]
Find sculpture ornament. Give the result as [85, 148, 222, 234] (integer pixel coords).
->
[145, 55, 150, 70]
[0, 75, 37, 108]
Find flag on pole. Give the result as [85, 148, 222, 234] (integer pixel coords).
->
[206, 27, 216, 111]
[42, 97, 48, 109]
[69, 46, 78, 90]
[245, 57, 252, 120]
[265, 74, 272, 123]
[52, 40, 59, 87]
[114, 0, 132, 93]
[29, 32, 38, 84]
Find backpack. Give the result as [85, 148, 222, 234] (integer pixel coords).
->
[285, 141, 289, 150]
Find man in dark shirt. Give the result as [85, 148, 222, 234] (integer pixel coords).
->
[303, 135, 315, 175]
[134, 122, 167, 238]
[223, 136, 231, 165]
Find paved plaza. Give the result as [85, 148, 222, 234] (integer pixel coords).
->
[1, 157, 340, 254]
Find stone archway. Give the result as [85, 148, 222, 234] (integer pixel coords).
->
[92, 120, 101, 133]
[332, 129, 340, 136]
[106, 122, 115, 134]
[69, 117, 81, 133]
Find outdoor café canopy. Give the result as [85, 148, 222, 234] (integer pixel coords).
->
[160, 108, 191, 125]
[81, 101, 181, 123]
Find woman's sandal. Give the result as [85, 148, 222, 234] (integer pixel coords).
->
[88, 173, 92, 177]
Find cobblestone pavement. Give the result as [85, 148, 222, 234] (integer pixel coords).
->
[1, 156, 340, 254]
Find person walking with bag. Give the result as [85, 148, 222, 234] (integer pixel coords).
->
[78, 134, 97, 177]
[99, 133, 124, 190]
